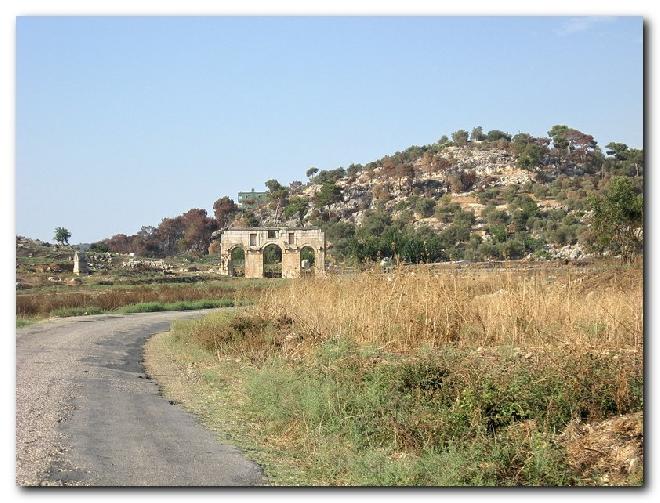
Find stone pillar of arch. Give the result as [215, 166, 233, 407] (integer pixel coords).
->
[245, 248, 263, 279]
[282, 249, 301, 278]
[315, 246, 326, 276]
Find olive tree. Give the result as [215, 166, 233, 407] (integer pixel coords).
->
[54, 227, 71, 246]
[583, 177, 643, 261]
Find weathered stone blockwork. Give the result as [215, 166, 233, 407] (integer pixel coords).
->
[218, 227, 325, 278]
[73, 251, 89, 276]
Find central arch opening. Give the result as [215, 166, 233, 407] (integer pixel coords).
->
[229, 246, 245, 277]
[300, 246, 315, 277]
[263, 243, 282, 278]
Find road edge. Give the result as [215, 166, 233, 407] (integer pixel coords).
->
[142, 330, 269, 486]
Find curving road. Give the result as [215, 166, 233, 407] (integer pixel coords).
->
[16, 311, 264, 486]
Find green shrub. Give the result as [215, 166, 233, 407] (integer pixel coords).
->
[120, 298, 233, 314]
[231, 338, 641, 485]
[414, 198, 437, 217]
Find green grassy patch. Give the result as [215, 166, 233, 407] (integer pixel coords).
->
[119, 298, 235, 314]
[17, 274, 277, 322]
[17, 276, 272, 318]
[149, 312, 642, 486]
[48, 298, 235, 317]
[16, 317, 39, 328]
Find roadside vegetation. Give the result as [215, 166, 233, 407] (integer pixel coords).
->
[15, 234, 280, 327]
[152, 261, 643, 486]
[16, 317, 39, 329]
[16, 280, 271, 326]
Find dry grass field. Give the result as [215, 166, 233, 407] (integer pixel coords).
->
[256, 263, 642, 351]
[15, 279, 270, 322]
[153, 260, 643, 486]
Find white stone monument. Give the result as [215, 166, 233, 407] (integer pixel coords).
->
[73, 251, 89, 276]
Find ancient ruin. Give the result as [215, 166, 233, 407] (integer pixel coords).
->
[73, 251, 89, 276]
[218, 227, 325, 278]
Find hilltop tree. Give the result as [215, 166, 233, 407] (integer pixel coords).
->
[54, 227, 71, 246]
[213, 196, 239, 228]
[565, 128, 597, 162]
[548, 125, 598, 164]
[486, 130, 511, 142]
[583, 176, 643, 261]
[512, 132, 533, 145]
[289, 180, 303, 192]
[471, 126, 486, 142]
[451, 129, 469, 147]
[548, 125, 571, 152]
[512, 133, 545, 169]
[605, 142, 629, 160]
[306, 167, 319, 179]
[346, 163, 363, 177]
[315, 168, 346, 185]
[265, 179, 284, 194]
[605, 142, 643, 177]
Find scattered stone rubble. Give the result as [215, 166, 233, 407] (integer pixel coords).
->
[546, 243, 586, 261]
[121, 257, 174, 272]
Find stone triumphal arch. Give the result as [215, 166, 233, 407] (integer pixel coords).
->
[218, 227, 325, 278]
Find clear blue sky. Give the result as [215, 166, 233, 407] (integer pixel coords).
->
[16, 16, 643, 243]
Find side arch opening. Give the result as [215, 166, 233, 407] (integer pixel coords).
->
[229, 246, 245, 277]
[300, 246, 316, 277]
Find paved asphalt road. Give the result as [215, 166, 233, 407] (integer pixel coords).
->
[16, 311, 264, 486]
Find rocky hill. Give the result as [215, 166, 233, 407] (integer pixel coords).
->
[229, 127, 642, 264]
[260, 144, 534, 227]
[94, 125, 643, 265]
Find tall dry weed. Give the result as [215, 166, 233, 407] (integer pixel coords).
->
[256, 265, 642, 352]
[16, 283, 245, 316]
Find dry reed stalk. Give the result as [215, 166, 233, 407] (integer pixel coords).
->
[256, 265, 642, 352]
[16, 283, 242, 316]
